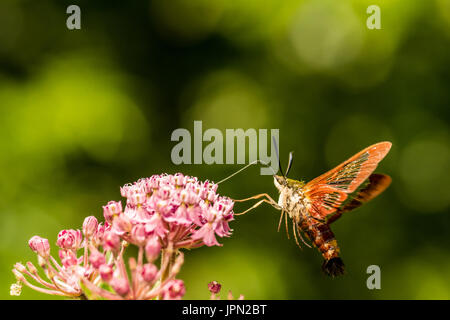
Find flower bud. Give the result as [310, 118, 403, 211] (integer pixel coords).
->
[145, 236, 161, 262]
[28, 236, 50, 258]
[56, 229, 82, 250]
[14, 263, 27, 273]
[111, 278, 129, 296]
[12, 269, 25, 282]
[208, 281, 221, 294]
[141, 263, 158, 283]
[99, 264, 113, 282]
[26, 262, 38, 274]
[82, 216, 98, 238]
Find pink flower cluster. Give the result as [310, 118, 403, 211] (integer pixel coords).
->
[11, 174, 235, 300]
[109, 173, 234, 248]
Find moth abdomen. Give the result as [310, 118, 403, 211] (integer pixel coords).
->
[299, 221, 345, 276]
[322, 257, 345, 277]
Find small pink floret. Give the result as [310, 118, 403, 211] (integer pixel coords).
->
[28, 236, 50, 258]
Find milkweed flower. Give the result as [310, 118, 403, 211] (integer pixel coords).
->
[56, 229, 82, 250]
[28, 236, 50, 259]
[207, 280, 244, 300]
[11, 173, 236, 300]
[208, 280, 221, 294]
[83, 216, 98, 238]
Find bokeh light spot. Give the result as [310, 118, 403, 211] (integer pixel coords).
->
[289, 0, 364, 70]
[184, 70, 271, 130]
[398, 136, 449, 213]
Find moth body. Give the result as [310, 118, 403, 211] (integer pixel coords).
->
[274, 175, 344, 276]
[238, 142, 392, 277]
[274, 176, 306, 220]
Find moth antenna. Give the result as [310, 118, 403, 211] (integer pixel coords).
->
[216, 159, 277, 185]
[272, 136, 285, 178]
[286, 151, 294, 177]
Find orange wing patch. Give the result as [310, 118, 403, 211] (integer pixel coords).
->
[303, 142, 392, 220]
[306, 186, 348, 218]
[326, 173, 392, 224]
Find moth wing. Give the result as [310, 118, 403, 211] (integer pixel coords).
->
[303, 142, 392, 220]
[304, 185, 348, 220]
[326, 173, 392, 224]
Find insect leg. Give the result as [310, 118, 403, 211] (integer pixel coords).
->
[233, 193, 281, 209]
[277, 210, 285, 232]
[284, 209, 290, 239]
[234, 199, 277, 216]
[296, 223, 312, 248]
[292, 220, 302, 250]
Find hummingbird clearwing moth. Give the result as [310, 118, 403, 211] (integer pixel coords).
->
[233, 141, 392, 277]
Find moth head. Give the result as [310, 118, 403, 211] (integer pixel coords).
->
[271, 137, 294, 191]
[274, 175, 287, 191]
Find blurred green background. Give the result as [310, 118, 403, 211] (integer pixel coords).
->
[0, 0, 449, 300]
